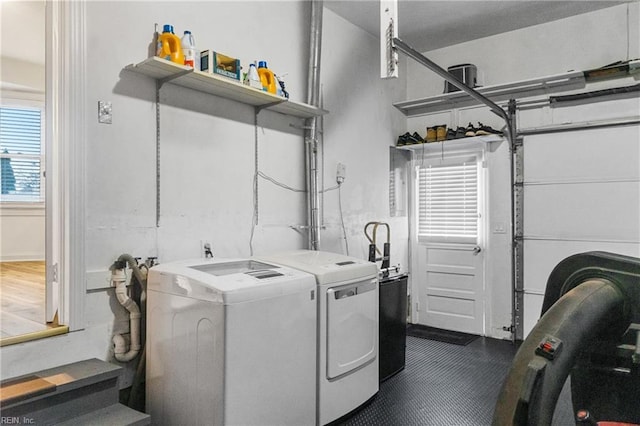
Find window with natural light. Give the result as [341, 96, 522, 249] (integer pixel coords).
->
[0, 106, 44, 203]
[417, 161, 479, 244]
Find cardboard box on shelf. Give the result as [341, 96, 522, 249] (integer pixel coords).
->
[200, 50, 241, 81]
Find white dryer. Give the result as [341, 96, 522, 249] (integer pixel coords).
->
[146, 258, 317, 426]
[257, 250, 379, 425]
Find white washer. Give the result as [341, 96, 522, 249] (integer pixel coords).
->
[146, 258, 317, 426]
[257, 250, 379, 425]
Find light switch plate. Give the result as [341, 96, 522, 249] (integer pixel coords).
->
[98, 101, 112, 124]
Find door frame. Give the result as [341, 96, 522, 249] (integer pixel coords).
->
[45, 0, 86, 330]
[408, 141, 489, 332]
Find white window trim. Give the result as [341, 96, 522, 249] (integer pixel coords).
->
[46, 0, 86, 330]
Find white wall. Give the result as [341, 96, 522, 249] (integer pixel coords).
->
[0, 57, 45, 93]
[406, 3, 639, 339]
[320, 9, 408, 264]
[1, 1, 407, 382]
[0, 207, 45, 261]
[407, 3, 639, 100]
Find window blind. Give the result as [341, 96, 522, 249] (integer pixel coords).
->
[418, 161, 478, 243]
[0, 107, 43, 201]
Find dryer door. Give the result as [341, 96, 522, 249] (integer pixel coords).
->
[326, 278, 378, 379]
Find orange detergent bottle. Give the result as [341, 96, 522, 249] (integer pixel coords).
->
[156, 24, 184, 65]
[257, 61, 277, 94]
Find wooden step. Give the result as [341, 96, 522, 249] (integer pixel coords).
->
[1, 375, 57, 406]
[0, 358, 134, 424]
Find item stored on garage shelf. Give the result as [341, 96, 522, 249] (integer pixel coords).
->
[444, 63, 478, 93]
[201, 50, 241, 80]
[276, 74, 289, 98]
[396, 132, 424, 146]
[156, 24, 184, 65]
[425, 126, 436, 142]
[181, 30, 197, 68]
[245, 63, 262, 89]
[257, 61, 277, 94]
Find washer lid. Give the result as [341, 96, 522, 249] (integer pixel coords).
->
[148, 258, 316, 304]
[257, 250, 378, 285]
[190, 260, 280, 277]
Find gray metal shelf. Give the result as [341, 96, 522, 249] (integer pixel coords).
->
[394, 71, 585, 117]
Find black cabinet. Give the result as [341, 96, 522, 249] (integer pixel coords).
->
[379, 274, 408, 382]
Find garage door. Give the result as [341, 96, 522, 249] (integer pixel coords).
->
[522, 124, 640, 336]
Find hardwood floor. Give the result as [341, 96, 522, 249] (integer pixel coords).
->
[0, 261, 50, 338]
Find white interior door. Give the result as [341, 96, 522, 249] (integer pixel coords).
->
[410, 151, 486, 335]
[415, 244, 484, 334]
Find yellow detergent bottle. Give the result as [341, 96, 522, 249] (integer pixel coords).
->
[257, 61, 277, 94]
[156, 24, 184, 65]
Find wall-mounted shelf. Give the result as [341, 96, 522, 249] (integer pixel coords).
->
[395, 134, 503, 151]
[394, 71, 586, 117]
[125, 57, 328, 119]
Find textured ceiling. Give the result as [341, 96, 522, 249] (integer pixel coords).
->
[324, 0, 630, 52]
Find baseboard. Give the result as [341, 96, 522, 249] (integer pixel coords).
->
[0, 255, 45, 262]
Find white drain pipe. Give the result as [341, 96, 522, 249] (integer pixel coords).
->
[111, 266, 142, 362]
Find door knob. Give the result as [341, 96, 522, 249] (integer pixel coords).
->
[473, 246, 482, 254]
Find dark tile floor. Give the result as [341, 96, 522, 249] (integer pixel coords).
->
[338, 336, 574, 426]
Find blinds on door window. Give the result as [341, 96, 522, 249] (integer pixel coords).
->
[417, 161, 478, 244]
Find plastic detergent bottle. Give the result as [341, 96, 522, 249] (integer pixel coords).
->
[257, 61, 277, 94]
[246, 63, 262, 89]
[181, 30, 196, 68]
[156, 24, 184, 65]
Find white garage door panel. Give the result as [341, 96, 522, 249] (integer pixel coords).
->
[524, 126, 640, 182]
[523, 240, 640, 294]
[551, 98, 640, 127]
[524, 182, 640, 240]
[523, 293, 544, 337]
[522, 121, 640, 340]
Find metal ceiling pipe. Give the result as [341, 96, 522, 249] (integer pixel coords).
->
[305, 0, 323, 250]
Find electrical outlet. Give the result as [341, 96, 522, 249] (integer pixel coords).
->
[336, 163, 346, 184]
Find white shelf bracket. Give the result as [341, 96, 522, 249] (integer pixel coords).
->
[255, 100, 287, 114]
[158, 68, 194, 89]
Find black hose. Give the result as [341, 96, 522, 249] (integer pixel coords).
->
[492, 279, 628, 425]
[128, 345, 146, 411]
